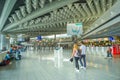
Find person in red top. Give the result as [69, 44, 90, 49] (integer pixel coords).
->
[107, 46, 112, 58]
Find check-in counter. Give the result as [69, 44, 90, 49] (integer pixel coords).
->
[0, 51, 7, 62]
[86, 47, 108, 57]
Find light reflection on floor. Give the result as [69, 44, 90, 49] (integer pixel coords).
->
[25, 49, 112, 70]
[0, 49, 120, 80]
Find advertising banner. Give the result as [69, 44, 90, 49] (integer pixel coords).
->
[67, 23, 83, 35]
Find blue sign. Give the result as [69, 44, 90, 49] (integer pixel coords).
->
[109, 36, 114, 41]
[37, 35, 42, 40]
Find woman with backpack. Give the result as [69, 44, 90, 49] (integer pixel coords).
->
[70, 43, 80, 72]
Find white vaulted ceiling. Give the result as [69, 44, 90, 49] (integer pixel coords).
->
[0, 0, 118, 37]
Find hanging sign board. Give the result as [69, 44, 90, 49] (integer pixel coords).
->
[67, 23, 83, 35]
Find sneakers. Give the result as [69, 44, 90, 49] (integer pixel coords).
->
[76, 69, 79, 72]
[80, 66, 86, 70]
[80, 66, 84, 69]
[83, 67, 86, 70]
[75, 68, 79, 72]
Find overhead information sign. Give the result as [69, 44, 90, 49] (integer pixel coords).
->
[67, 23, 83, 35]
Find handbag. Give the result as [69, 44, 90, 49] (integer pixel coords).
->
[70, 57, 73, 62]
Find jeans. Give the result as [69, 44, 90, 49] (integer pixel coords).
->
[79, 55, 86, 68]
[74, 57, 80, 70]
[107, 52, 112, 57]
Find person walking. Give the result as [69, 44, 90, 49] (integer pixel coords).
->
[71, 43, 80, 72]
[106, 46, 112, 58]
[78, 41, 87, 70]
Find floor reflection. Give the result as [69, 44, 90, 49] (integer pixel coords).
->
[0, 49, 119, 80]
[75, 70, 87, 80]
[54, 48, 63, 68]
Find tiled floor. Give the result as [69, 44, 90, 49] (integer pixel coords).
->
[0, 48, 120, 80]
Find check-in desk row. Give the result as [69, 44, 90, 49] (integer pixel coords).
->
[86, 47, 108, 57]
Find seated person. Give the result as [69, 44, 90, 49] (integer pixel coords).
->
[9, 46, 17, 59]
[0, 51, 11, 66]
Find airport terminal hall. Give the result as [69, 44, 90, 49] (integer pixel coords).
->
[0, 0, 120, 80]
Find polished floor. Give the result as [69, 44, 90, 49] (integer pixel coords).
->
[0, 48, 120, 80]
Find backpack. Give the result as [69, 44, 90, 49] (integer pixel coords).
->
[77, 48, 81, 56]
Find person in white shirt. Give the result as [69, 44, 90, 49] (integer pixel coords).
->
[79, 41, 87, 70]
